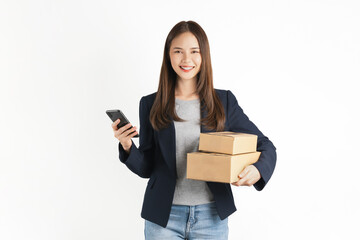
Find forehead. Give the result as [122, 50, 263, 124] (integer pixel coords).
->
[170, 32, 199, 49]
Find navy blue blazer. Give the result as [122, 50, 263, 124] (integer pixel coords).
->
[118, 89, 277, 228]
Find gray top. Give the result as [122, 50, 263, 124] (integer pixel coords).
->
[172, 98, 214, 205]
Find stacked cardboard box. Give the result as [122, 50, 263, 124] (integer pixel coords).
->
[186, 132, 261, 183]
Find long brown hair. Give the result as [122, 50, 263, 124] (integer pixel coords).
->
[150, 20, 225, 132]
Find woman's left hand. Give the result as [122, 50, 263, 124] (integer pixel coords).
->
[231, 165, 261, 187]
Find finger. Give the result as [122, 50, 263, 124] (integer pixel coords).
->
[232, 170, 248, 187]
[241, 166, 260, 185]
[123, 126, 137, 137]
[242, 171, 257, 186]
[239, 166, 251, 178]
[111, 119, 120, 130]
[114, 124, 134, 139]
[231, 181, 241, 187]
[129, 130, 139, 138]
[238, 181, 251, 187]
[117, 123, 132, 134]
[236, 178, 247, 186]
[125, 126, 138, 136]
[237, 175, 253, 186]
[232, 174, 244, 185]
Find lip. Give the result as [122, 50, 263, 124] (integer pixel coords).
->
[180, 66, 195, 72]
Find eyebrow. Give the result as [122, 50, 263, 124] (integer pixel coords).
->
[172, 47, 200, 50]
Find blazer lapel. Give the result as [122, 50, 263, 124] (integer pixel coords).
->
[157, 102, 214, 179]
[157, 116, 177, 178]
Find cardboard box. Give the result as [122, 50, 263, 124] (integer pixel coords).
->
[199, 131, 258, 155]
[186, 151, 261, 183]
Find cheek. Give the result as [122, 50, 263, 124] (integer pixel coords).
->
[170, 55, 181, 65]
[169, 55, 178, 68]
[195, 55, 202, 65]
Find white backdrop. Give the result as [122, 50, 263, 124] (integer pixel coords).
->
[1, 0, 359, 239]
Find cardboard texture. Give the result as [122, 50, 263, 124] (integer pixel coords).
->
[187, 151, 261, 183]
[186, 131, 260, 183]
[198, 131, 258, 155]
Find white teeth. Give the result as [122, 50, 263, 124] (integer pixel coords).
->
[181, 66, 194, 70]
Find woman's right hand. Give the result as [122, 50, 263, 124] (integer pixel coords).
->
[112, 119, 139, 154]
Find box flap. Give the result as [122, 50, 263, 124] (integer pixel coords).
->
[205, 131, 257, 138]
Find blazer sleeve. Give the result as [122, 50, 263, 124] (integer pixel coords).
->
[227, 90, 277, 191]
[118, 97, 155, 178]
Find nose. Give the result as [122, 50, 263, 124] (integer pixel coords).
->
[182, 52, 191, 63]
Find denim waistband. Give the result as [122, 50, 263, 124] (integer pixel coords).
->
[172, 201, 216, 210]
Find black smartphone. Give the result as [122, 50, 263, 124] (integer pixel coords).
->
[106, 109, 139, 138]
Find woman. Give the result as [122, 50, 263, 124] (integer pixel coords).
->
[112, 20, 276, 239]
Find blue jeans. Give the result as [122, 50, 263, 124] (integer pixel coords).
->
[144, 202, 228, 240]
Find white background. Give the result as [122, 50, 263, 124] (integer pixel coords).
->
[1, 0, 359, 239]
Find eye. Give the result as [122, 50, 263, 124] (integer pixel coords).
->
[174, 50, 181, 53]
[192, 51, 200, 53]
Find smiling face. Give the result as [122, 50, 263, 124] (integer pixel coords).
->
[169, 32, 202, 82]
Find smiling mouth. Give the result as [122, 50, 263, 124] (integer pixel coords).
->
[180, 66, 195, 70]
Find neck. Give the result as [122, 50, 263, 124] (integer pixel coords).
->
[175, 78, 198, 99]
